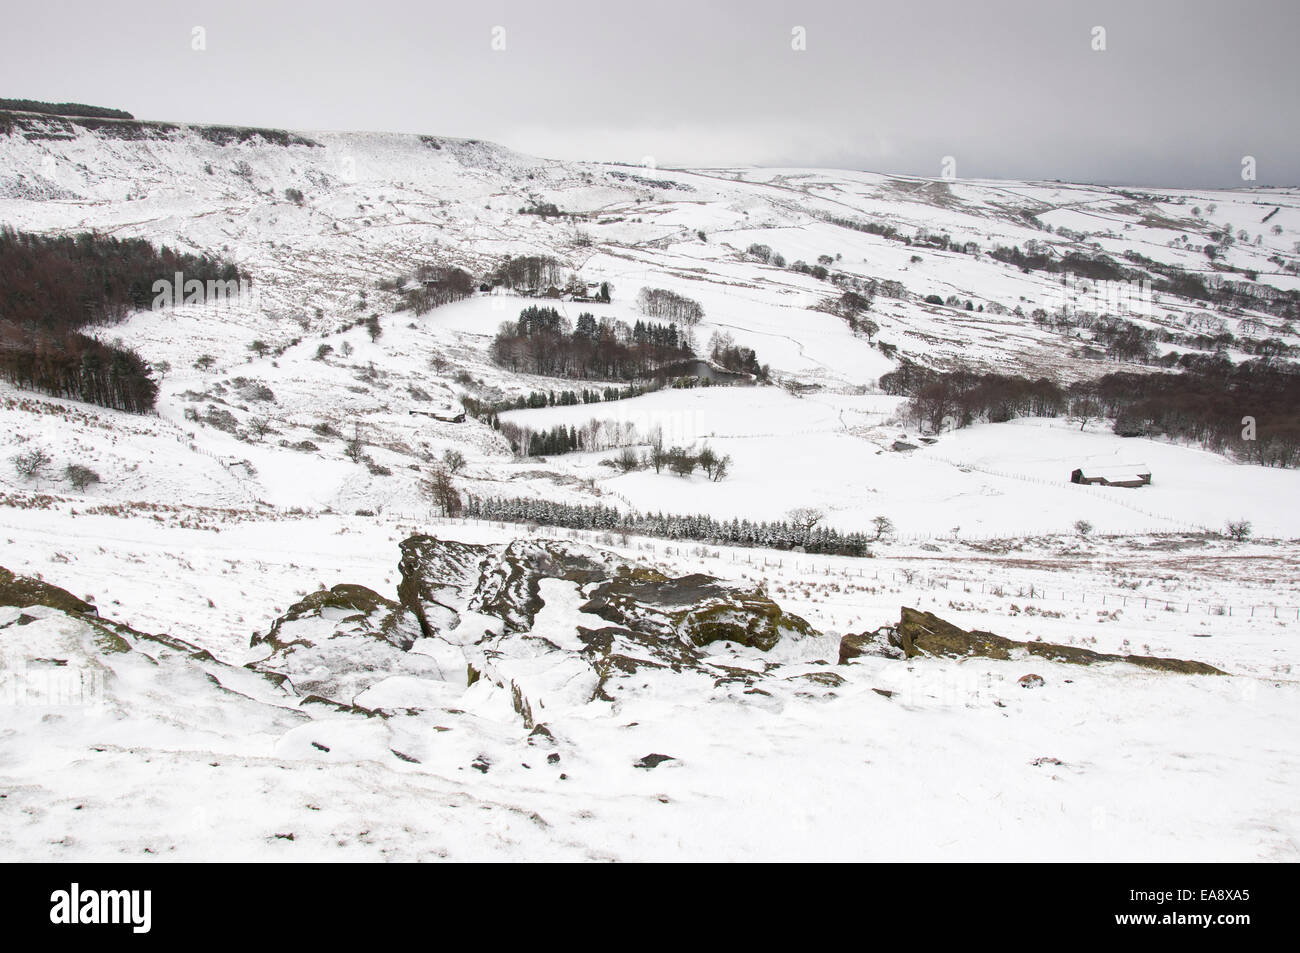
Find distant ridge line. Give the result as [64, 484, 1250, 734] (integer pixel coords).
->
[0, 98, 133, 120]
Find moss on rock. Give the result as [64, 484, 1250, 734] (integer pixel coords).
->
[894, 607, 1225, 675]
[584, 568, 817, 652]
[0, 566, 96, 615]
[677, 591, 816, 651]
[254, 583, 412, 653]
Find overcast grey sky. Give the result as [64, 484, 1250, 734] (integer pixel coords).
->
[4, 0, 1297, 187]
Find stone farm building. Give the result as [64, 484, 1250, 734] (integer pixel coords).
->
[1070, 464, 1152, 488]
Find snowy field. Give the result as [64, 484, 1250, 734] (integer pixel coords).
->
[499, 391, 1300, 538]
[2, 507, 1298, 861]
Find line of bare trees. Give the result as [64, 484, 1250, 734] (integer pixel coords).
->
[399, 265, 476, 314]
[636, 287, 704, 325]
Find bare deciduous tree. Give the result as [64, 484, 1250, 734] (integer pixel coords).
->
[708, 454, 730, 482]
[424, 467, 462, 517]
[344, 424, 366, 463]
[648, 428, 667, 474]
[614, 447, 642, 472]
[64, 463, 100, 491]
[13, 448, 52, 481]
[788, 507, 824, 533]
[248, 417, 274, 440]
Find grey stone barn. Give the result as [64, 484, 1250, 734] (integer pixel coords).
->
[1070, 463, 1152, 488]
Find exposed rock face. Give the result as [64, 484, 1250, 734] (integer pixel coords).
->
[633, 753, 676, 770]
[396, 537, 492, 638]
[396, 537, 822, 724]
[868, 607, 1226, 675]
[575, 625, 708, 703]
[1, 565, 215, 660]
[838, 627, 905, 663]
[0, 565, 97, 616]
[786, 670, 845, 688]
[397, 537, 818, 655]
[468, 539, 618, 633]
[581, 565, 816, 651]
[247, 583, 435, 702]
[262, 584, 416, 650]
[5, 536, 827, 739]
[0, 564, 301, 720]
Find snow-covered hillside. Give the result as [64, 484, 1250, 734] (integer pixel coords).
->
[2, 110, 1298, 861]
[3, 111, 1298, 534]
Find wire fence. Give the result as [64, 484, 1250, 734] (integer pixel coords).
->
[151, 407, 259, 504]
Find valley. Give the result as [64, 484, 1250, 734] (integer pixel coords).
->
[2, 108, 1298, 861]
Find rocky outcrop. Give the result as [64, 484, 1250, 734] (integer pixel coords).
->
[247, 583, 436, 702]
[0, 565, 216, 660]
[576, 624, 713, 703]
[260, 584, 416, 650]
[399, 538, 818, 661]
[3, 533, 829, 743]
[581, 565, 817, 651]
[396, 537, 822, 722]
[396, 536, 492, 638]
[845, 607, 1226, 675]
[0, 565, 97, 616]
[838, 626, 905, 663]
[245, 535, 821, 719]
[468, 539, 618, 633]
[0, 565, 300, 723]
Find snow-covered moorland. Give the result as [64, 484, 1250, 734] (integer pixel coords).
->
[1, 108, 1298, 861]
